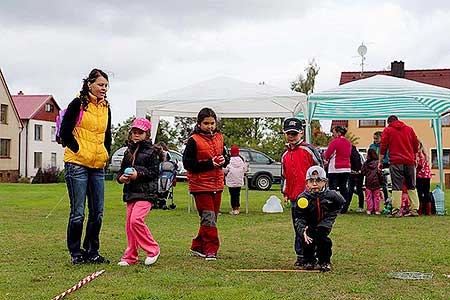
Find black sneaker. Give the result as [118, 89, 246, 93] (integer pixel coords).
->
[205, 254, 217, 261]
[293, 258, 304, 268]
[71, 255, 85, 265]
[86, 254, 110, 264]
[303, 262, 316, 270]
[319, 263, 331, 272]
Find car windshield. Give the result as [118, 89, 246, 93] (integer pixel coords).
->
[169, 151, 182, 162]
[251, 152, 271, 164]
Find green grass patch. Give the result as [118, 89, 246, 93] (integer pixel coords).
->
[1, 182, 450, 299]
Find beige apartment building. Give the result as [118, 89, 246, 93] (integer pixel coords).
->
[0, 70, 22, 182]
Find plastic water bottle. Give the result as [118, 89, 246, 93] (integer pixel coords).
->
[432, 185, 445, 215]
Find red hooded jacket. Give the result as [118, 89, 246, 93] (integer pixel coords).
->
[281, 141, 322, 201]
[380, 120, 418, 165]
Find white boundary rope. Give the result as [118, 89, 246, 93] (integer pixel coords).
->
[51, 269, 105, 300]
[45, 192, 67, 219]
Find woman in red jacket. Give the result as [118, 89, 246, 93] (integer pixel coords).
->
[182, 108, 229, 261]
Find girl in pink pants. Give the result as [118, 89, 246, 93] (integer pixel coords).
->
[362, 149, 384, 215]
[117, 118, 166, 266]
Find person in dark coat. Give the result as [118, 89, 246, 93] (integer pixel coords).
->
[116, 118, 166, 266]
[294, 166, 345, 272]
[361, 149, 384, 215]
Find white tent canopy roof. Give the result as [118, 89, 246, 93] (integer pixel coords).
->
[136, 76, 307, 118]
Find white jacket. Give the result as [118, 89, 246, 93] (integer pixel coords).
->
[224, 156, 248, 187]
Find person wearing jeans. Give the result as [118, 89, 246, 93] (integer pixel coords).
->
[65, 163, 105, 259]
[60, 69, 111, 264]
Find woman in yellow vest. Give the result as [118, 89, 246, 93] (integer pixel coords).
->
[60, 69, 111, 265]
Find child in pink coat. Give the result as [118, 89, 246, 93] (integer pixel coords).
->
[224, 146, 248, 215]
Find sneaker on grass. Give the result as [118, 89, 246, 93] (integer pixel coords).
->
[190, 249, 206, 258]
[319, 263, 331, 272]
[145, 253, 160, 266]
[86, 254, 110, 264]
[205, 254, 217, 261]
[117, 261, 130, 267]
[71, 255, 84, 265]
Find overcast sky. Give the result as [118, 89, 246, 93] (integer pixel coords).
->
[1, 0, 450, 126]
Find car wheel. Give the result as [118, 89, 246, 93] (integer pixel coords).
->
[254, 174, 272, 190]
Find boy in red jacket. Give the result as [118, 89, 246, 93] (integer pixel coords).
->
[281, 117, 322, 268]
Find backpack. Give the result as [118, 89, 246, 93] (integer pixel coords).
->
[350, 146, 363, 172]
[55, 108, 83, 145]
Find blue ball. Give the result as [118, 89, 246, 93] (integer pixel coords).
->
[124, 167, 135, 175]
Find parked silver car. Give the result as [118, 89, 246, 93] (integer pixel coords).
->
[109, 146, 186, 178]
[238, 148, 281, 190]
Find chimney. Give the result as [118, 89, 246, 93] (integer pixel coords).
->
[18, 91, 24, 95]
[391, 61, 405, 78]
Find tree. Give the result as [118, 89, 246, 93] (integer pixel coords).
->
[291, 59, 320, 95]
[155, 119, 178, 150]
[111, 117, 134, 155]
[174, 117, 196, 148]
[291, 59, 332, 147]
[111, 117, 179, 154]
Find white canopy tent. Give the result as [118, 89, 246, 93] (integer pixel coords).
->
[136, 76, 307, 140]
[136, 76, 307, 213]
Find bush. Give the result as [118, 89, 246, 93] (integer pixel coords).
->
[32, 167, 61, 184]
[17, 177, 31, 183]
[58, 169, 65, 183]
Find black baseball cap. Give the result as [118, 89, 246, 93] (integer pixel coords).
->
[283, 117, 305, 133]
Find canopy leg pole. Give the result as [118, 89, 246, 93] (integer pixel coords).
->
[245, 174, 249, 214]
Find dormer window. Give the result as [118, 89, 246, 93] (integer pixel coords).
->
[45, 103, 54, 112]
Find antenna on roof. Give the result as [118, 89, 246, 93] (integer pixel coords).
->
[357, 42, 367, 77]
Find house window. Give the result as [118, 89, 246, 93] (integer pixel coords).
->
[442, 115, 450, 127]
[51, 126, 56, 142]
[45, 103, 54, 112]
[34, 152, 42, 169]
[0, 139, 11, 158]
[35, 124, 43, 141]
[0, 104, 7, 124]
[358, 120, 386, 127]
[431, 149, 450, 168]
[51, 153, 57, 168]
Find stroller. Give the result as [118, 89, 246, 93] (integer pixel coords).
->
[154, 160, 177, 210]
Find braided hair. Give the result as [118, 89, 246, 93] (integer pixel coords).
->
[79, 68, 109, 111]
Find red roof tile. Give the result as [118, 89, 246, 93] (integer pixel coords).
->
[340, 68, 450, 88]
[12, 95, 53, 119]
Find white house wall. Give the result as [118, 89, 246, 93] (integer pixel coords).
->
[25, 119, 64, 178]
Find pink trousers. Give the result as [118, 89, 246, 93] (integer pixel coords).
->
[121, 201, 160, 264]
[365, 188, 383, 213]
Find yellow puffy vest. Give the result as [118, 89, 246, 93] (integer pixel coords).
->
[64, 95, 110, 169]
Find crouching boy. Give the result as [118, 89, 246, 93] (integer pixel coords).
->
[294, 166, 345, 272]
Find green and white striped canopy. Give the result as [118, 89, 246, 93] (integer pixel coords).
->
[307, 75, 450, 191]
[308, 75, 450, 120]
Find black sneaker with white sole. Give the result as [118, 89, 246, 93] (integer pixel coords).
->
[205, 254, 217, 261]
[190, 249, 206, 258]
[71, 255, 85, 265]
[86, 254, 110, 264]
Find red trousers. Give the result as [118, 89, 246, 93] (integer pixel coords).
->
[121, 201, 160, 264]
[191, 192, 222, 256]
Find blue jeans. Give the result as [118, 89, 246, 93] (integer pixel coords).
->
[65, 163, 105, 257]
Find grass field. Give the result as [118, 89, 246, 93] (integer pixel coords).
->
[1, 181, 450, 300]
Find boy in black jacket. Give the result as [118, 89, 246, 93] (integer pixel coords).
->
[294, 166, 345, 272]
